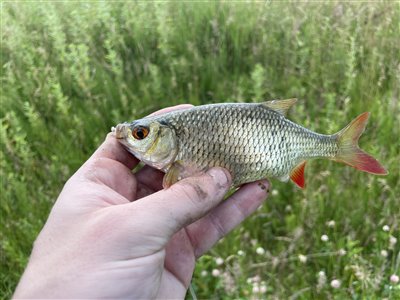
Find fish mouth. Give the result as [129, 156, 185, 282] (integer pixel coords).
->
[112, 123, 131, 139]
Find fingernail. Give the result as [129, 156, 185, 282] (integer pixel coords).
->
[257, 180, 270, 192]
[207, 168, 231, 187]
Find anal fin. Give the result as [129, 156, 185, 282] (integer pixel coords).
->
[290, 161, 307, 189]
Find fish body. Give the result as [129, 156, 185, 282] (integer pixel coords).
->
[113, 99, 387, 188]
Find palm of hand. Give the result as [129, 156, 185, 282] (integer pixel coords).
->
[45, 142, 193, 298]
[75, 146, 198, 298]
[14, 105, 269, 299]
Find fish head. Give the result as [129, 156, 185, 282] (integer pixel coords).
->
[112, 118, 177, 170]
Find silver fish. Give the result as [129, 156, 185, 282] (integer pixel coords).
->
[113, 99, 387, 188]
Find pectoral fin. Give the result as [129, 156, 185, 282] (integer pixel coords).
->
[162, 161, 202, 189]
[163, 162, 185, 189]
[290, 161, 306, 189]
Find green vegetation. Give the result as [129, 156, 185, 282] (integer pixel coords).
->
[1, 1, 399, 298]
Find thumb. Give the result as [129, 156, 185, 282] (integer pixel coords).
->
[133, 167, 231, 238]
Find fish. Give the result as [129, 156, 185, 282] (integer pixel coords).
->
[112, 99, 387, 188]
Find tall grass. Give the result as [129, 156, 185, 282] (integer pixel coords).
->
[1, 1, 399, 298]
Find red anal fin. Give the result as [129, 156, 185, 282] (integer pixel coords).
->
[290, 161, 306, 189]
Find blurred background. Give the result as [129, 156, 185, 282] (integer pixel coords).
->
[1, 1, 399, 298]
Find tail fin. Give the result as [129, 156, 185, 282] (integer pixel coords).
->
[334, 112, 387, 175]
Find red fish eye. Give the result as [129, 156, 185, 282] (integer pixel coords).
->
[132, 126, 149, 140]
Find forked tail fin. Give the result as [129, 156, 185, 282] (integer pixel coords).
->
[334, 112, 387, 175]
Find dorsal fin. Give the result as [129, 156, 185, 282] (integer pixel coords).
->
[261, 98, 297, 116]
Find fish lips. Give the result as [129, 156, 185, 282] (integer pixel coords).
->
[113, 122, 132, 139]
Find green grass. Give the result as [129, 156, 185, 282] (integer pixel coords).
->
[1, 1, 399, 299]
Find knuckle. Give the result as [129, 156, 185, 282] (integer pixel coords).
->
[79, 157, 110, 182]
[208, 211, 228, 238]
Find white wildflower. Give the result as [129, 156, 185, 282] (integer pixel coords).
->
[330, 279, 341, 289]
[321, 234, 329, 242]
[327, 220, 336, 228]
[271, 189, 279, 196]
[390, 274, 399, 284]
[389, 235, 397, 246]
[252, 283, 260, 293]
[382, 225, 390, 232]
[298, 254, 307, 263]
[201, 270, 208, 277]
[355, 270, 365, 280]
[380, 249, 388, 257]
[317, 271, 327, 290]
[215, 257, 224, 266]
[237, 250, 245, 256]
[260, 282, 267, 294]
[212, 269, 220, 277]
[338, 248, 347, 256]
[256, 247, 265, 255]
[222, 271, 235, 294]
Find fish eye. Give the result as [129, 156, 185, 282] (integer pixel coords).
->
[132, 126, 149, 140]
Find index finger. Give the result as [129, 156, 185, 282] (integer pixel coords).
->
[186, 179, 270, 258]
[91, 133, 139, 169]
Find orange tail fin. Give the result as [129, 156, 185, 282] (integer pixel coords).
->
[334, 112, 387, 175]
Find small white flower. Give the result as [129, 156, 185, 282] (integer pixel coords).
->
[382, 225, 390, 232]
[317, 271, 327, 289]
[252, 284, 260, 293]
[237, 250, 245, 256]
[327, 220, 336, 228]
[285, 205, 292, 212]
[201, 270, 208, 277]
[321, 234, 329, 242]
[298, 254, 307, 263]
[271, 189, 279, 196]
[256, 247, 265, 255]
[212, 269, 220, 277]
[215, 257, 224, 266]
[260, 284, 267, 294]
[246, 278, 252, 284]
[330, 279, 341, 289]
[389, 235, 397, 246]
[338, 249, 347, 256]
[380, 249, 388, 257]
[390, 274, 399, 284]
[355, 271, 365, 280]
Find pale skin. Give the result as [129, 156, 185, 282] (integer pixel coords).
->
[14, 105, 270, 299]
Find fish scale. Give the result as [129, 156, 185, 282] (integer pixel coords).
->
[161, 103, 337, 185]
[114, 99, 387, 188]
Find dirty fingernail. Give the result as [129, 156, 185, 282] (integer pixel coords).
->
[257, 180, 270, 191]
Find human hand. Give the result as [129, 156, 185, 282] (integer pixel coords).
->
[14, 105, 270, 299]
